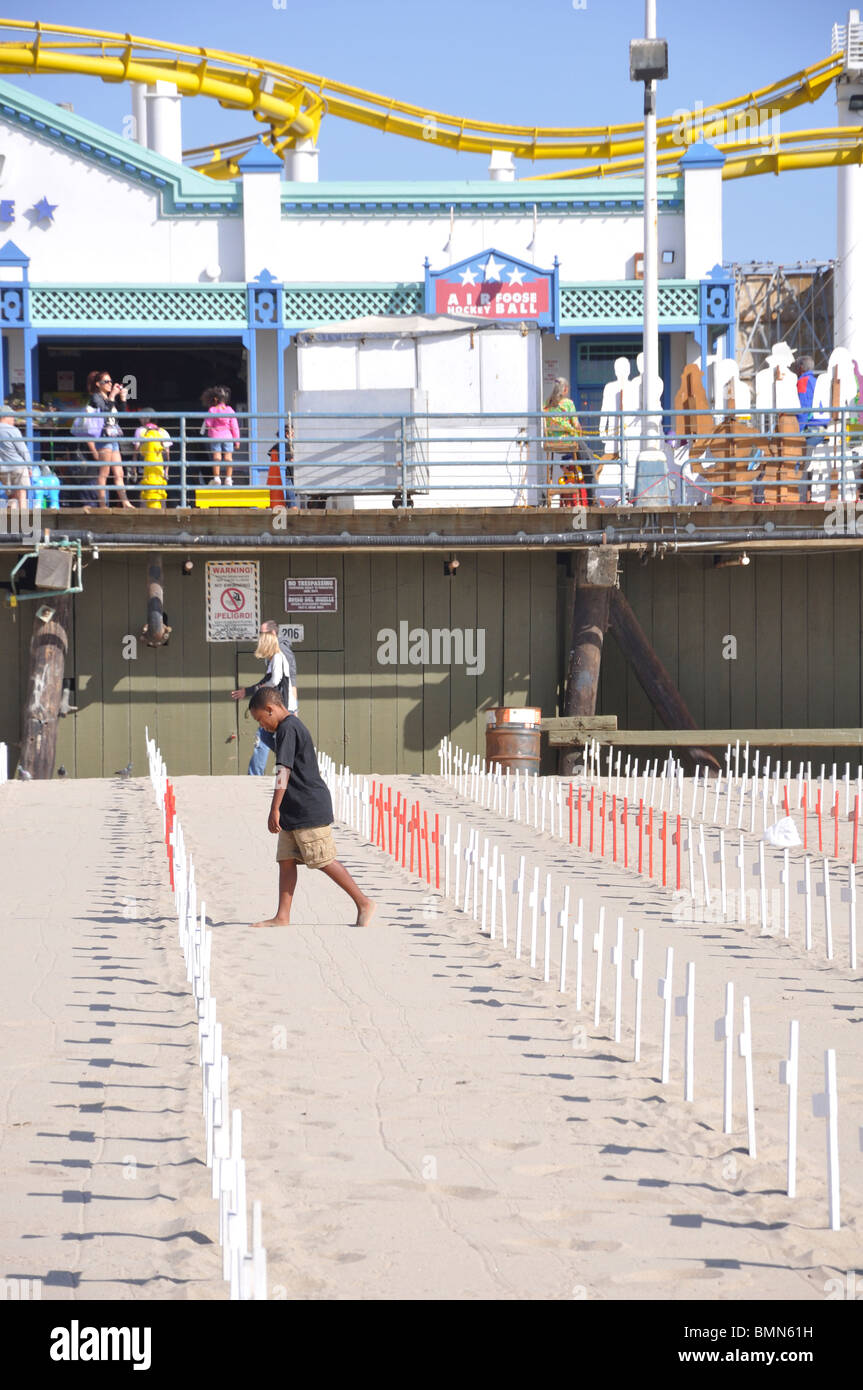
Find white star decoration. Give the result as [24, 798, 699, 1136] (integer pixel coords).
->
[482, 254, 505, 281]
[459, 265, 479, 286]
[506, 265, 527, 285]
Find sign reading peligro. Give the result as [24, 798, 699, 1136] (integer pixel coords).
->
[285, 578, 338, 613]
[206, 560, 260, 641]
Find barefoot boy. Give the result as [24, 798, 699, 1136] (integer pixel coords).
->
[248, 688, 376, 929]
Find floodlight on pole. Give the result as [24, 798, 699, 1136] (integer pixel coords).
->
[630, 2, 670, 503]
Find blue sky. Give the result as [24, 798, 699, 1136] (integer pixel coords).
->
[4, 0, 849, 264]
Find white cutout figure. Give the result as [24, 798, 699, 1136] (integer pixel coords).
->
[623, 352, 664, 499]
[812, 346, 857, 413]
[599, 356, 631, 454]
[710, 356, 752, 422]
[809, 347, 860, 503]
[594, 357, 633, 504]
[754, 341, 798, 414]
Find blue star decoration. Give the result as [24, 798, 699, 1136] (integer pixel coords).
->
[32, 197, 58, 223]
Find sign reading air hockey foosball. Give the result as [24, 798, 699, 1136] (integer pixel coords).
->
[424, 248, 559, 330]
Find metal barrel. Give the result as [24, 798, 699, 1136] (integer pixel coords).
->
[485, 721, 542, 776]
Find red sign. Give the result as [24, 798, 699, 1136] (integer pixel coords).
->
[434, 277, 550, 319]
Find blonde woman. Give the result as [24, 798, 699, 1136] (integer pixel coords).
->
[545, 377, 581, 439]
[231, 620, 298, 774]
[544, 376, 589, 504]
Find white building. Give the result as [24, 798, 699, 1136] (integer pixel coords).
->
[0, 75, 734, 499]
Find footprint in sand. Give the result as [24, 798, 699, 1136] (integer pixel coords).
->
[482, 1139, 541, 1152]
[610, 1265, 730, 1285]
[439, 1185, 497, 1200]
[514, 1163, 579, 1177]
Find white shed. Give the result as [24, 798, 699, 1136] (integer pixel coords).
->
[292, 314, 543, 508]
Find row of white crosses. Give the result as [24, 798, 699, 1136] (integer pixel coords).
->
[446, 731, 862, 836]
[145, 729, 268, 1300]
[322, 751, 856, 1230]
[439, 737, 859, 972]
[329, 761, 373, 839]
[580, 736, 863, 851]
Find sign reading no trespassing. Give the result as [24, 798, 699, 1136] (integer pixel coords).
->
[284, 577, 338, 613]
[206, 560, 260, 642]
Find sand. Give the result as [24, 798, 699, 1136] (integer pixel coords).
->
[0, 778, 223, 1300]
[2, 770, 860, 1302]
[170, 772, 861, 1301]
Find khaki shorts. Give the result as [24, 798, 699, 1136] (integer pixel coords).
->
[0, 465, 29, 488]
[276, 824, 337, 868]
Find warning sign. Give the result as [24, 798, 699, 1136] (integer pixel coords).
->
[284, 577, 338, 613]
[206, 561, 260, 642]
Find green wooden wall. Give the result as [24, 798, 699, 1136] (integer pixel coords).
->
[0, 551, 562, 777]
[597, 551, 863, 769]
[3, 548, 861, 779]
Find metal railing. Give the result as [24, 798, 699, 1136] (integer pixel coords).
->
[2, 405, 862, 511]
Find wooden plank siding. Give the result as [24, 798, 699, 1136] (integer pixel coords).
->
[2, 548, 863, 777]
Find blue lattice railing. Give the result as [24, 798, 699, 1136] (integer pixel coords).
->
[560, 281, 700, 326]
[30, 285, 248, 328]
[25, 280, 705, 329]
[282, 284, 425, 324]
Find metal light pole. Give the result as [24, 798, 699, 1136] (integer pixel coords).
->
[834, 9, 863, 369]
[642, 0, 659, 421]
[630, 3, 669, 500]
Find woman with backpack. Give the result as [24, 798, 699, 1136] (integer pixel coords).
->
[84, 369, 134, 509]
[230, 620, 298, 775]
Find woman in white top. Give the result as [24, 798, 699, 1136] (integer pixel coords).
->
[231, 621, 298, 774]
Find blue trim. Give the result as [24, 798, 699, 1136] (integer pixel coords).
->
[238, 138, 284, 173]
[243, 330, 258, 476]
[32, 328, 246, 339]
[248, 277, 284, 329]
[661, 333, 672, 412]
[680, 137, 726, 169]
[0, 77, 241, 218]
[558, 321, 703, 334]
[0, 239, 28, 267]
[24, 328, 38, 457]
[280, 176, 683, 218]
[724, 317, 736, 360]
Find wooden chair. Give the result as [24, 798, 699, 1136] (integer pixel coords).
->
[543, 419, 586, 507]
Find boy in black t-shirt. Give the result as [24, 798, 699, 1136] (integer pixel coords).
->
[248, 688, 377, 928]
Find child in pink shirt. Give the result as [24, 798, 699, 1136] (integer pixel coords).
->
[201, 385, 240, 485]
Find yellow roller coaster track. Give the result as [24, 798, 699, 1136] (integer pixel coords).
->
[0, 17, 856, 182]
